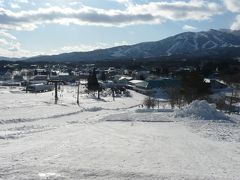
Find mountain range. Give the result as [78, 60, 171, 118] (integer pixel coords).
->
[1, 29, 240, 62]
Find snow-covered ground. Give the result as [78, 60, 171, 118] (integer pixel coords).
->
[0, 86, 240, 180]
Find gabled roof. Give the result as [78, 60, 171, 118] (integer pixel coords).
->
[135, 81, 148, 88]
[119, 76, 133, 81]
[129, 80, 145, 85]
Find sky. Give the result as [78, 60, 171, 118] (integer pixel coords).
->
[0, 0, 240, 58]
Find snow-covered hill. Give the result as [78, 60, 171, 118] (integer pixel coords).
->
[107, 29, 240, 58]
[0, 86, 240, 179]
[25, 29, 240, 62]
[0, 56, 27, 61]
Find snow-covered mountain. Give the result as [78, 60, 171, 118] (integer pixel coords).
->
[105, 29, 240, 58]
[0, 56, 27, 61]
[17, 29, 240, 62]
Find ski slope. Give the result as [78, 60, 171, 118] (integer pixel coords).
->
[0, 86, 240, 180]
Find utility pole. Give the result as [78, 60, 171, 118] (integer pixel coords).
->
[54, 81, 58, 104]
[48, 80, 62, 104]
[111, 88, 115, 101]
[77, 81, 80, 105]
[26, 81, 28, 93]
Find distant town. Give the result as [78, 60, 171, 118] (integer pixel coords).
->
[0, 57, 239, 114]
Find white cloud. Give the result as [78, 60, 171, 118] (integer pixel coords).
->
[10, 3, 21, 9]
[69, 2, 83, 6]
[128, 0, 224, 21]
[0, 31, 26, 57]
[115, 0, 131, 3]
[183, 25, 197, 31]
[8, 0, 29, 9]
[0, 31, 17, 40]
[0, 38, 8, 46]
[45, 3, 51, 7]
[18, 0, 28, 3]
[223, 0, 240, 13]
[0, 46, 34, 57]
[223, 0, 240, 30]
[0, 0, 224, 31]
[0, 6, 157, 30]
[8, 42, 21, 52]
[231, 15, 240, 30]
[0, 0, 4, 7]
[114, 0, 133, 7]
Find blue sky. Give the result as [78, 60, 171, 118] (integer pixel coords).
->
[0, 0, 240, 57]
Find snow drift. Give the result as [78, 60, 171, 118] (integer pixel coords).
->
[101, 112, 173, 123]
[175, 100, 229, 120]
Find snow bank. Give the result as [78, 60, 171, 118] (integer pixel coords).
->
[135, 109, 173, 113]
[85, 107, 103, 112]
[101, 112, 173, 123]
[175, 100, 229, 120]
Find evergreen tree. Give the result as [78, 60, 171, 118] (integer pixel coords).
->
[181, 71, 211, 103]
[87, 68, 101, 99]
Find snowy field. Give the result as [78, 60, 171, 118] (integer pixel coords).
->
[0, 86, 240, 180]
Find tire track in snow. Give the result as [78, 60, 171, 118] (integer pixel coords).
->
[0, 126, 56, 140]
[0, 103, 140, 125]
[0, 110, 85, 125]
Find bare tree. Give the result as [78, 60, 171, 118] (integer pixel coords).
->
[166, 87, 184, 109]
[143, 96, 156, 109]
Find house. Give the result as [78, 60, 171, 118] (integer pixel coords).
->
[107, 67, 117, 74]
[28, 75, 48, 85]
[58, 72, 76, 83]
[145, 79, 180, 89]
[78, 71, 90, 79]
[130, 78, 180, 94]
[0, 69, 12, 81]
[127, 80, 145, 90]
[34, 69, 48, 76]
[31, 75, 48, 81]
[27, 84, 54, 92]
[114, 75, 133, 85]
[0, 67, 8, 76]
[13, 74, 24, 82]
[100, 80, 115, 88]
[106, 67, 118, 78]
[1, 81, 21, 86]
[204, 79, 229, 92]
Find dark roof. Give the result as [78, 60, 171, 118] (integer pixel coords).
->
[136, 78, 180, 89]
[0, 68, 8, 76]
